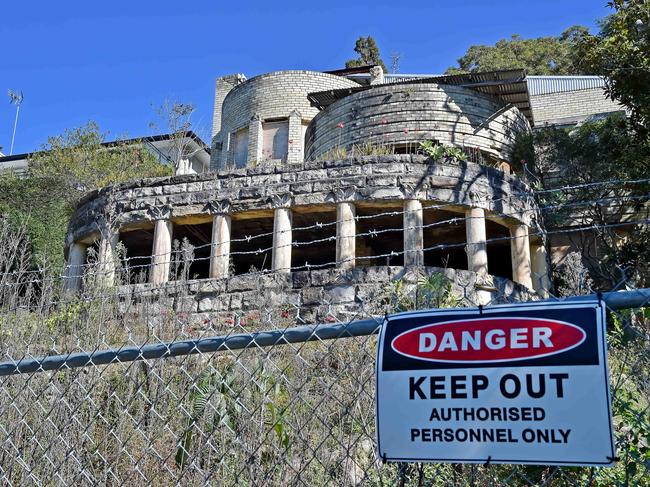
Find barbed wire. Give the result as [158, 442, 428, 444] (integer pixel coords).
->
[2, 178, 648, 281]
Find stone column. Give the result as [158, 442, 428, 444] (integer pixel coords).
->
[510, 224, 533, 289]
[336, 202, 356, 269]
[465, 208, 488, 275]
[403, 199, 424, 266]
[247, 114, 263, 165]
[531, 243, 551, 297]
[64, 242, 88, 294]
[272, 208, 292, 272]
[97, 232, 119, 287]
[151, 219, 173, 286]
[209, 201, 232, 279]
[287, 109, 303, 164]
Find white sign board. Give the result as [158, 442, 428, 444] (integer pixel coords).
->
[376, 300, 615, 466]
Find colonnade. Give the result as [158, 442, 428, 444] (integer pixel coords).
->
[63, 200, 551, 298]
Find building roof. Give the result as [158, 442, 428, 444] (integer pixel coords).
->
[526, 75, 607, 96]
[0, 131, 210, 174]
[309, 69, 534, 125]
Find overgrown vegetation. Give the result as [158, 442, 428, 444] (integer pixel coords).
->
[514, 113, 649, 288]
[0, 122, 172, 271]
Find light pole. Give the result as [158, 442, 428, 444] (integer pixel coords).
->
[8, 89, 23, 156]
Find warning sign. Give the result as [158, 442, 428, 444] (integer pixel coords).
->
[375, 300, 615, 466]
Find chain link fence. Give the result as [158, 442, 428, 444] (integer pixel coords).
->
[0, 214, 648, 486]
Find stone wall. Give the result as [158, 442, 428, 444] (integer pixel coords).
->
[305, 83, 530, 162]
[121, 266, 538, 325]
[211, 71, 359, 170]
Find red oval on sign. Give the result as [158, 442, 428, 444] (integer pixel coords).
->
[390, 318, 586, 363]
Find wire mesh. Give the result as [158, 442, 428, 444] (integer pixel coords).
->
[0, 188, 648, 486]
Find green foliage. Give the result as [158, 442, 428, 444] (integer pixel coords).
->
[0, 122, 172, 270]
[345, 35, 388, 72]
[382, 272, 463, 313]
[0, 171, 71, 271]
[446, 26, 588, 75]
[530, 114, 649, 287]
[351, 140, 394, 156]
[598, 309, 650, 486]
[576, 0, 650, 137]
[30, 121, 172, 204]
[419, 140, 467, 162]
[176, 366, 241, 470]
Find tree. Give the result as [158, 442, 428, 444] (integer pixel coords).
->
[0, 122, 172, 269]
[520, 114, 650, 287]
[446, 26, 588, 75]
[576, 0, 650, 137]
[29, 121, 171, 205]
[345, 36, 387, 73]
[150, 100, 207, 175]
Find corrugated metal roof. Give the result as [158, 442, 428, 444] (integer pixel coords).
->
[384, 74, 438, 83]
[309, 69, 534, 124]
[527, 76, 606, 96]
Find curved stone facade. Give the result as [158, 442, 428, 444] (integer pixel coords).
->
[305, 83, 530, 163]
[65, 69, 552, 318]
[64, 155, 550, 314]
[67, 156, 539, 243]
[211, 71, 359, 170]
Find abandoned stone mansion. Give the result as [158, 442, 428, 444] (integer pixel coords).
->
[62, 65, 623, 320]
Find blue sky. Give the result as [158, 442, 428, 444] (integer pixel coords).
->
[0, 0, 611, 155]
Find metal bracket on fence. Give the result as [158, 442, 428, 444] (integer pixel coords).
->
[0, 288, 648, 377]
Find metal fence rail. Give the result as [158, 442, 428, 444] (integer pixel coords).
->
[1, 288, 648, 377]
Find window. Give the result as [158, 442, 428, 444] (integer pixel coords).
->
[262, 120, 289, 162]
[232, 127, 249, 167]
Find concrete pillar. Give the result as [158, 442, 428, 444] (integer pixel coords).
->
[64, 242, 88, 294]
[336, 202, 356, 269]
[465, 208, 488, 275]
[403, 199, 423, 266]
[151, 220, 173, 286]
[247, 114, 263, 165]
[209, 214, 231, 279]
[531, 244, 551, 297]
[272, 208, 292, 272]
[287, 109, 303, 164]
[510, 224, 533, 289]
[97, 232, 119, 287]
